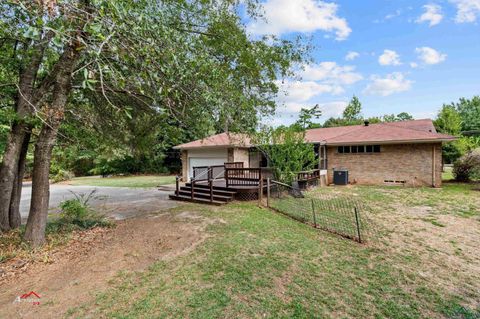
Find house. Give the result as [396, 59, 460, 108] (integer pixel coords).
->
[173, 119, 455, 187]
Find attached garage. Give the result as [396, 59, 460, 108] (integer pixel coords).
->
[186, 148, 228, 179]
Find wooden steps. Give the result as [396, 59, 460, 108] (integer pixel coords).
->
[169, 183, 237, 205]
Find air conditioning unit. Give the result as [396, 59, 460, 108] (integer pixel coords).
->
[333, 169, 349, 185]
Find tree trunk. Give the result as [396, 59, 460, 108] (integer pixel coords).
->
[0, 124, 28, 231]
[24, 126, 58, 246]
[24, 44, 81, 246]
[0, 37, 50, 231]
[9, 132, 31, 229]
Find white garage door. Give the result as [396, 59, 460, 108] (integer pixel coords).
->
[189, 157, 227, 179]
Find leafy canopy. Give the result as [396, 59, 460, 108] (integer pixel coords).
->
[252, 126, 316, 184]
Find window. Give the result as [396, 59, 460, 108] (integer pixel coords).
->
[337, 145, 381, 154]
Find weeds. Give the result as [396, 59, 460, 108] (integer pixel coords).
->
[0, 190, 111, 265]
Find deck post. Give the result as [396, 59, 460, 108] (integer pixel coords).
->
[191, 179, 195, 200]
[225, 168, 229, 188]
[266, 178, 270, 207]
[258, 169, 263, 205]
[209, 179, 213, 203]
[176, 176, 179, 196]
[311, 199, 317, 228]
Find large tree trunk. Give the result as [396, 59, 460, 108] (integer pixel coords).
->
[0, 124, 28, 231]
[0, 38, 49, 232]
[24, 45, 80, 246]
[9, 132, 31, 228]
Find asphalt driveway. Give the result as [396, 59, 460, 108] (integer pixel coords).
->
[20, 183, 177, 222]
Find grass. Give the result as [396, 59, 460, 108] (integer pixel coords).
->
[65, 174, 176, 188]
[443, 166, 454, 181]
[69, 183, 480, 318]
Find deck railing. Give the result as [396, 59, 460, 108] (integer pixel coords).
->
[225, 167, 273, 187]
[193, 165, 225, 181]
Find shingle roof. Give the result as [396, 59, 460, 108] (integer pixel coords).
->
[305, 119, 455, 145]
[173, 132, 252, 149]
[174, 119, 456, 149]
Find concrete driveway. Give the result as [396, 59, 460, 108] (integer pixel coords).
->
[20, 183, 178, 222]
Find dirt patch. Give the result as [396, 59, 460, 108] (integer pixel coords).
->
[372, 206, 480, 308]
[0, 211, 214, 318]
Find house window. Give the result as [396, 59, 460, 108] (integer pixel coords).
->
[337, 145, 381, 154]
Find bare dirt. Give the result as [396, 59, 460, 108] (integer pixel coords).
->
[0, 210, 214, 319]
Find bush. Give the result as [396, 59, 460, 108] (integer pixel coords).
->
[51, 169, 75, 183]
[55, 190, 111, 230]
[453, 148, 480, 182]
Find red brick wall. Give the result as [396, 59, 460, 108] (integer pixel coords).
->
[326, 143, 443, 187]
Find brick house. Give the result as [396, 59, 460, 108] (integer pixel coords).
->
[174, 119, 455, 187]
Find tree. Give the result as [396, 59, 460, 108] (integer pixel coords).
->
[396, 112, 414, 121]
[456, 96, 480, 132]
[252, 126, 316, 184]
[343, 96, 362, 121]
[0, 1, 307, 244]
[295, 104, 322, 129]
[434, 105, 462, 135]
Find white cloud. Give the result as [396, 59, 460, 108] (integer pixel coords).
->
[276, 80, 344, 109]
[301, 62, 363, 85]
[247, 0, 351, 40]
[373, 9, 402, 23]
[378, 49, 402, 66]
[416, 4, 443, 26]
[345, 51, 360, 61]
[410, 62, 419, 68]
[450, 0, 480, 23]
[363, 72, 413, 96]
[319, 101, 349, 118]
[265, 100, 348, 126]
[415, 47, 447, 64]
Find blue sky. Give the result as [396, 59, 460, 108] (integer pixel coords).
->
[246, 0, 480, 126]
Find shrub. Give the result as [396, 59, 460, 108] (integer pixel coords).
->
[453, 148, 480, 182]
[51, 169, 75, 183]
[55, 190, 111, 230]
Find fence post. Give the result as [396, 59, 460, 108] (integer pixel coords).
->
[311, 198, 317, 228]
[266, 178, 270, 207]
[354, 207, 362, 243]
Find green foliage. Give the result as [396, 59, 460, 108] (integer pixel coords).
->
[55, 190, 111, 230]
[1, 0, 308, 178]
[343, 96, 362, 121]
[435, 105, 462, 135]
[295, 104, 322, 129]
[456, 96, 480, 132]
[382, 112, 414, 122]
[453, 148, 480, 182]
[253, 126, 316, 184]
[51, 169, 74, 183]
[322, 97, 413, 128]
[435, 97, 480, 163]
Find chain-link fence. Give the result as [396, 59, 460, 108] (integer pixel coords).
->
[266, 180, 371, 243]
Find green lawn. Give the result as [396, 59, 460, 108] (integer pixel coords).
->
[65, 175, 176, 188]
[68, 183, 480, 318]
[443, 166, 454, 181]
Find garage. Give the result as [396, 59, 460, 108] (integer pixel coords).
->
[187, 148, 228, 180]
